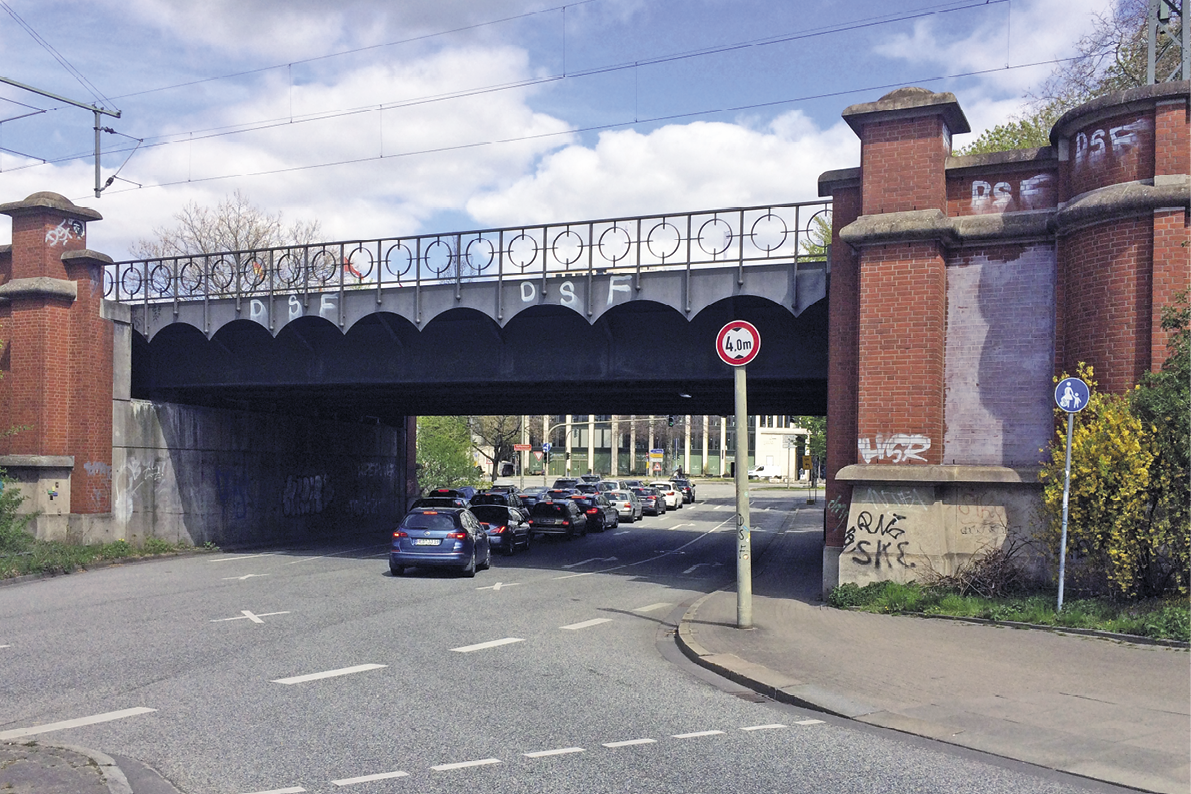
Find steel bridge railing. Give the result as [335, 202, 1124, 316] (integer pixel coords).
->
[104, 199, 832, 312]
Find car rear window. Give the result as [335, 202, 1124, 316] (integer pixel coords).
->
[532, 503, 569, 517]
[472, 494, 509, 505]
[470, 506, 509, 523]
[401, 512, 457, 530]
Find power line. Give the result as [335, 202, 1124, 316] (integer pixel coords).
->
[14, 0, 1009, 167]
[79, 57, 1077, 201]
[0, 0, 115, 111]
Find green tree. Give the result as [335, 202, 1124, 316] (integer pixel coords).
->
[1039, 365, 1160, 597]
[1130, 289, 1190, 595]
[416, 416, 482, 492]
[469, 415, 523, 481]
[956, 0, 1182, 156]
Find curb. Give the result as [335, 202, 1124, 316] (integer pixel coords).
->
[0, 549, 215, 588]
[49, 744, 133, 794]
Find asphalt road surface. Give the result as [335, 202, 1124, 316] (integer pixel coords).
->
[0, 483, 1131, 793]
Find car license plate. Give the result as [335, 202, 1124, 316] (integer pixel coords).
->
[414, 538, 440, 546]
[537, 519, 554, 525]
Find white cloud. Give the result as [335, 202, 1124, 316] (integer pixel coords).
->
[467, 110, 858, 226]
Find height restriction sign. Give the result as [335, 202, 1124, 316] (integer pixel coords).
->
[716, 321, 761, 366]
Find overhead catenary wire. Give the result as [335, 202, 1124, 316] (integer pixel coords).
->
[10, 0, 1010, 170]
[0, 0, 115, 111]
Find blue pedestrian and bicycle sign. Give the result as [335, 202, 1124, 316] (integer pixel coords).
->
[1054, 377, 1090, 413]
[541, 442, 551, 453]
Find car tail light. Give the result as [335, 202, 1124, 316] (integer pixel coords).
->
[447, 531, 467, 539]
[492, 525, 507, 534]
[561, 520, 570, 526]
[393, 531, 408, 538]
[586, 508, 599, 514]
[423, 510, 438, 515]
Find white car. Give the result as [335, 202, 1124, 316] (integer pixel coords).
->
[748, 464, 782, 480]
[649, 481, 682, 509]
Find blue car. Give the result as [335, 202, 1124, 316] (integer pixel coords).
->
[390, 507, 491, 577]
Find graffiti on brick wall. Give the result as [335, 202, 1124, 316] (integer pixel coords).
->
[283, 473, 333, 517]
[1074, 116, 1151, 170]
[45, 219, 84, 247]
[82, 460, 112, 511]
[215, 466, 251, 521]
[842, 510, 915, 569]
[857, 434, 931, 464]
[970, 173, 1054, 213]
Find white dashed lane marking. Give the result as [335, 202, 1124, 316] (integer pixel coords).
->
[741, 723, 787, 731]
[241, 787, 305, 794]
[0, 707, 157, 740]
[673, 730, 724, 739]
[451, 637, 525, 653]
[560, 618, 612, 630]
[795, 719, 825, 725]
[332, 770, 409, 786]
[432, 758, 502, 771]
[633, 602, 672, 613]
[271, 664, 386, 685]
[524, 747, 585, 758]
[603, 738, 657, 748]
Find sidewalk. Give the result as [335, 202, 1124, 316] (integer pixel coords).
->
[676, 507, 1191, 794]
[0, 741, 179, 794]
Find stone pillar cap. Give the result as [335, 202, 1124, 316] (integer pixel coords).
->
[841, 86, 971, 137]
[0, 191, 102, 222]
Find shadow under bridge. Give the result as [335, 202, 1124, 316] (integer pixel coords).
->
[116, 201, 831, 422]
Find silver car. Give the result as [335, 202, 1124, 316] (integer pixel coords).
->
[607, 490, 643, 523]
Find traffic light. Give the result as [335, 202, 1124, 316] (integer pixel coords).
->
[667, 415, 674, 427]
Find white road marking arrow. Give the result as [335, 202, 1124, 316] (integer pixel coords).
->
[477, 582, 521, 591]
[562, 556, 618, 569]
[211, 610, 290, 623]
[682, 562, 723, 574]
[222, 573, 270, 581]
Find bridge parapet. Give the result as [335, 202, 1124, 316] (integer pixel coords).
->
[105, 200, 831, 338]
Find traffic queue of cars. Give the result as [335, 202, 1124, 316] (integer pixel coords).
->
[390, 477, 697, 577]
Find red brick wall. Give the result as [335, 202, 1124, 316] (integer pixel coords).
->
[64, 259, 113, 513]
[856, 240, 947, 464]
[946, 169, 1058, 216]
[1151, 208, 1190, 369]
[825, 186, 861, 546]
[1066, 111, 1155, 199]
[1154, 99, 1189, 176]
[861, 116, 949, 215]
[1057, 217, 1155, 393]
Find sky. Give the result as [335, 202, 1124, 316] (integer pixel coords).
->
[0, 0, 1116, 261]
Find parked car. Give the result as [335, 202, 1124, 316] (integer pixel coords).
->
[528, 500, 587, 539]
[632, 486, 665, 516]
[470, 504, 532, 555]
[748, 464, 781, 479]
[390, 507, 491, 577]
[650, 481, 682, 509]
[670, 477, 695, 503]
[607, 490, 642, 522]
[571, 493, 619, 532]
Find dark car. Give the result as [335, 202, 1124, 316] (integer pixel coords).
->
[671, 477, 696, 504]
[390, 507, 491, 577]
[472, 489, 528, 518]
[574, 483, 600, 495]
[410, 496, 469, 511]
[470, 504, 532, 555]
[579, 473, 601, 483]
[528, 500, 587, 539]
[571, 493, 619, 532]
[632, 486, 665, 516]
[551, 478, 581, 490]
[518, 487, 549, 509]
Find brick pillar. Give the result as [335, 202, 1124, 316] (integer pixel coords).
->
[0, 192, 112, 513]
[840, 88, 970, 467]
[1152, 96, 1190, 370]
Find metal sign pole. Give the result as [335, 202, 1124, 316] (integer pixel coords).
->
[735, 365, 752, 629]
[1058, 411, 1074, 611]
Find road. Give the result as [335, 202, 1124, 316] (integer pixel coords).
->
[0, 483, 1129, 793]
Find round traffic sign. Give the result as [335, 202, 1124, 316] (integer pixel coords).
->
[1054, 377, 1090, 413]
[716, 320, 760, 366]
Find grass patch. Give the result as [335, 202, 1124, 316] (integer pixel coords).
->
[827, 581, 1190, 642]
[0, 530, 217, 579]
